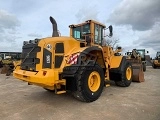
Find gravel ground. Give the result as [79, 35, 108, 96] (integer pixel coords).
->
[0, 66, 160, 120]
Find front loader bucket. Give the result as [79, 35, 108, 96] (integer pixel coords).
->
[132, 64, 144, 82]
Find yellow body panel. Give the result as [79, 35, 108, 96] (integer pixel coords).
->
[109, 56, 123, 68]
[13, 36, 89, 89]
[36, 37, 81, 71]
[14, 69, 59, 87]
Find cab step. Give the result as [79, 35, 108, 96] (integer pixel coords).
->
[56, 91, 66, 94]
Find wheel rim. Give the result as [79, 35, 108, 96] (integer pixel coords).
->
[126, 66, 132, 80]
[88, 71, 101, 92]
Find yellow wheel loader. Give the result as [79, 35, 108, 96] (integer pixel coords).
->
[0, 58, 14, 76]
[0, 52, 21, 76]
[152, 52, 160, 68]
[125, 49, 144, 82]
[13, 16, 142, 102]
[136, 49, 148, 72]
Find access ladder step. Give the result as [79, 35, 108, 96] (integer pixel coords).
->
[56, 90, 66, 94]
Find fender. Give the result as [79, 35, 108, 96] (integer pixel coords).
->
[62, 46, 106, 77]
[109, 56, 128, 73]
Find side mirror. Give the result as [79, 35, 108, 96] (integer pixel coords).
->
[117, 46, 122, 50]
[108, 25, 113, 37]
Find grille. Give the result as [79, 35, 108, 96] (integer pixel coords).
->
[21, 42, 41, 71]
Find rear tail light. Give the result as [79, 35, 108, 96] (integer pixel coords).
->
[43, 71, 47, 76]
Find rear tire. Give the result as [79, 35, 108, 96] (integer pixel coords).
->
[73, 64, 104, 102]
[143, 63, 146, 72]
[115, 61, 132, 87]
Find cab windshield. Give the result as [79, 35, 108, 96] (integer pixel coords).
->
[72, 23, 90, 40]
[137, 50, 145, 58]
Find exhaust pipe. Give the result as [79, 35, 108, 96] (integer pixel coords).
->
[49, 16, 59, 37]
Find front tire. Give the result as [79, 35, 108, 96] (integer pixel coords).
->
[115, 61, 132, 87]
[73, 64, 104, 102]
[152, 63, 157, 69]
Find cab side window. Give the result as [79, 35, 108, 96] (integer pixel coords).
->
[94, 24, 103, 45]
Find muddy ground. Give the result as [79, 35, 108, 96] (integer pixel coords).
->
[0, 66, 160, 120]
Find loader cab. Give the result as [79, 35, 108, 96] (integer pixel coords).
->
[156, 52, 160, 59]
[136, 49, 145, 61]
[136, 49, 149, 61]
[126, 52, 132, 56]
[69, 20, 110, 46]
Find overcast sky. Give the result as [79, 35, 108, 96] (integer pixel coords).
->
[0, 0, 160, 57]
